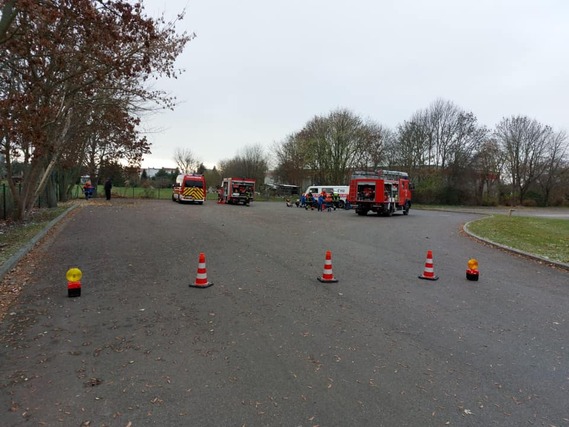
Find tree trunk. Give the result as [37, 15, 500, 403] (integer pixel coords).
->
[57, 167, 80, 202]
[44, 172, 58, 208]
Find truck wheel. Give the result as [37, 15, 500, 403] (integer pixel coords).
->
[380, 205, 393, 217]
[337, 200, 345, 209]
[403, 202, 410, 215]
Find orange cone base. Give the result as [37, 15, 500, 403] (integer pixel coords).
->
[189, 282, 214, 288]
[317, 276, 338, 283]
[418, 274, 439, 281]
[466, 270, 479, 281]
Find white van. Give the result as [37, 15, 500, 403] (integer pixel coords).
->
[304, 185, 349, 208]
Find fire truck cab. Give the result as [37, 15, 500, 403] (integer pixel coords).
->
[221, 177, 255, 205]
[172, 174, 206, 204]
[348, 170, 412, 216]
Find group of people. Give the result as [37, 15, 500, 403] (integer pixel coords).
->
[286, 190, 339, 212]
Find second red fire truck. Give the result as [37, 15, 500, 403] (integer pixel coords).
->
[220, 177, 255, 205]
[348, 170, 412, 216]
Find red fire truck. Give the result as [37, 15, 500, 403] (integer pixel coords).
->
[348, 170, 412, 216]
[172, 173, 206, 204]
[221, 177, 255, 205]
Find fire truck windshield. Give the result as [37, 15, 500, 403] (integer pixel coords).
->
[185, 180, 203, 188]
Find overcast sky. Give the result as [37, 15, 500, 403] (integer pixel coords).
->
[140, 0, 569, 170]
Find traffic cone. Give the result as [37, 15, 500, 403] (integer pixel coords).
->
[317, 250, 338, 283]
[418, 250, 439, 281]
[189, 252, 214, 288]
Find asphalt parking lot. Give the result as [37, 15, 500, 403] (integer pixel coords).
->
[0, 199, 567, 426]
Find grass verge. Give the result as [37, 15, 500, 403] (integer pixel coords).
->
[0, 205, 70, 266]
[466, 215, 569, 264]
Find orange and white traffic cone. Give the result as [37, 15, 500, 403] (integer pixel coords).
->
[418, 250, 439, 281]
[317, 250, 338, 283]
[189, 252, 214, 288]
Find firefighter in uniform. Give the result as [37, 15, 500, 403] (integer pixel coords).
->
[332, 192, 340, 210]
[217, 186, 224, 203]
[317, 192, 325, 212]
[325, 192, 334, 211]
[305, 192, 314, 210]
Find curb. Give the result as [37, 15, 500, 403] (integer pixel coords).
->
[463, 219, 569, 272]
[0, 204, 79, 282]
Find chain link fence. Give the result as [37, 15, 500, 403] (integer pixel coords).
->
[1, 183, 60, 220]
[1, 183, 178, 220]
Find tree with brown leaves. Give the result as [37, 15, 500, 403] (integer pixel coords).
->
[0, 0, 193, 219]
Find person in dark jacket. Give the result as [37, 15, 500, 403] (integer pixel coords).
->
[317, 192, 324, 212]
[104, 178, 112, 200]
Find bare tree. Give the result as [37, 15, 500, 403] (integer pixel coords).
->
[471, 138, 504, 204]
[396, 100, 484, 170]
[393, 118, 430, 174]
[393, 99, 487, 203]
[420, 99, 485, 170]
[352, 123, 393, 171]
[272, 134, 309, 186]
[296, 108, 383, 184]
[218, 144, 269, 185]
[495, 116, 552, 205]
[536, 130, 568, 206]
[173, 148, 200, 174]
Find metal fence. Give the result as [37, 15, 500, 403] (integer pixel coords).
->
[0, 183, 174, 220]
[1, 183, 60, 220]
[1, 183, 277, 220]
